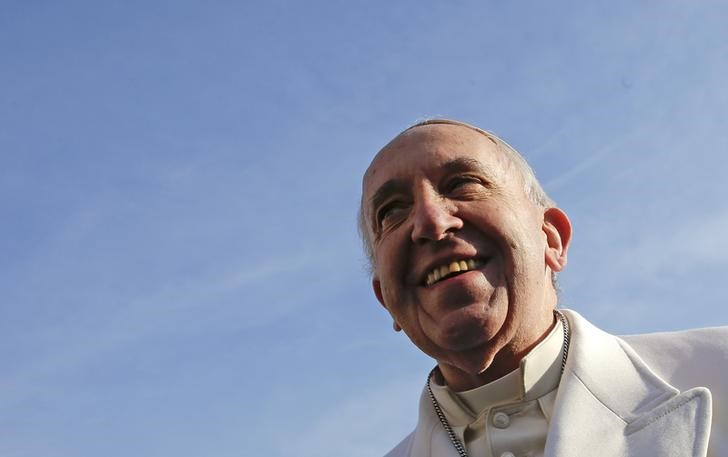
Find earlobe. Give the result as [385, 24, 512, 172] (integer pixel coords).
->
[543, 207, 572, 272]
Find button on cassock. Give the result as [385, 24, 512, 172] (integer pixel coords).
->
[492, 411, 510, 428]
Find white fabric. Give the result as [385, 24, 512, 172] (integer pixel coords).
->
[384, 310, 728, 457]
[429, 319, 565, 457]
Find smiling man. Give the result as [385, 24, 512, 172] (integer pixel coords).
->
[360, 119, 727, 457]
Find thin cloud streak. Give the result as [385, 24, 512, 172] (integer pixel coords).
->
[0, 249, 334, 407]
[275, 375, 421, 457]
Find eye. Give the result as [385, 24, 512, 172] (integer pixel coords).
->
[376, 201, 408, 228]
[445, 175, 483, 193]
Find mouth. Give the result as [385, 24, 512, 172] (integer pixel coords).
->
[424, 258, 487, 287]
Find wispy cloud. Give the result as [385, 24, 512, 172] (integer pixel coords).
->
[0, 248, 334, 406]
[276, 375, 421, 457]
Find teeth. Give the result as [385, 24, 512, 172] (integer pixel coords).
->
[439, 265, 449, 278]
[425, 258, 484, 286]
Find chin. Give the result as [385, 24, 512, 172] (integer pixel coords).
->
[438, 316, 516, 376]
[438, 327, 491, 352]
[434, 307, 503, 351]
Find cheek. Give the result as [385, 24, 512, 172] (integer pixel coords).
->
[375, 236, 410, 276]
[481, 256, 506, 285]
[375, 265, 403, 308]
[379, 281, 395, 305]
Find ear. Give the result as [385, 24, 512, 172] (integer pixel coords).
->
[542, 207, 572, 273]
[372, 278, 402, 331]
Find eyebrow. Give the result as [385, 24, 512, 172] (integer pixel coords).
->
[441, 157, 487, 175]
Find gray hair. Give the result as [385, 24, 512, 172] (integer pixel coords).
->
[358, 119, 557, 284]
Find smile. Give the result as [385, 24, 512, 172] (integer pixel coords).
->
[425, 258, 485, 287]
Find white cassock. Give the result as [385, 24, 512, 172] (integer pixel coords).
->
[384, 310, 728, 457]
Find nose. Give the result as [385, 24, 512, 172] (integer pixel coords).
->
[411, 190, 463, 243]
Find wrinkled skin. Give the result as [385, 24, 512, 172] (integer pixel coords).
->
[362, 123, 571, 391]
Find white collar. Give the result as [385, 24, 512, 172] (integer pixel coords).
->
[430, 318, 565, 425]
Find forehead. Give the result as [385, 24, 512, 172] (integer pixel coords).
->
[363, 123, 505, 195]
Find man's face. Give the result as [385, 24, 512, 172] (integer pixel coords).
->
[362, 124, 568, 378]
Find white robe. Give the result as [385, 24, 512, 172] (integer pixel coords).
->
[385, 310, 728, 457]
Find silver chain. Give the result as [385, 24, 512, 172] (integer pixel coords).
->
[426, 310, 571, 457]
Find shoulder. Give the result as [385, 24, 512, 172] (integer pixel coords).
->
[621, 326, 728, 392]
[621, 326, 728, 366]
[622, 325, 728, 346]
[562, 309, 728, 394]
[383, 431, 414, 457]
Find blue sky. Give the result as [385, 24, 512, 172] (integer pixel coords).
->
[2, 1, 728, 456]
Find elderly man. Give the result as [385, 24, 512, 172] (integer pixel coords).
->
[359, 119, 727, 457]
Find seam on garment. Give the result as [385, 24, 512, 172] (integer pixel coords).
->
[614, 338, 680, 414]
[625, 390, 701, 435]
[571, 370, 629, 425]
[537, 388, 558, 421]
